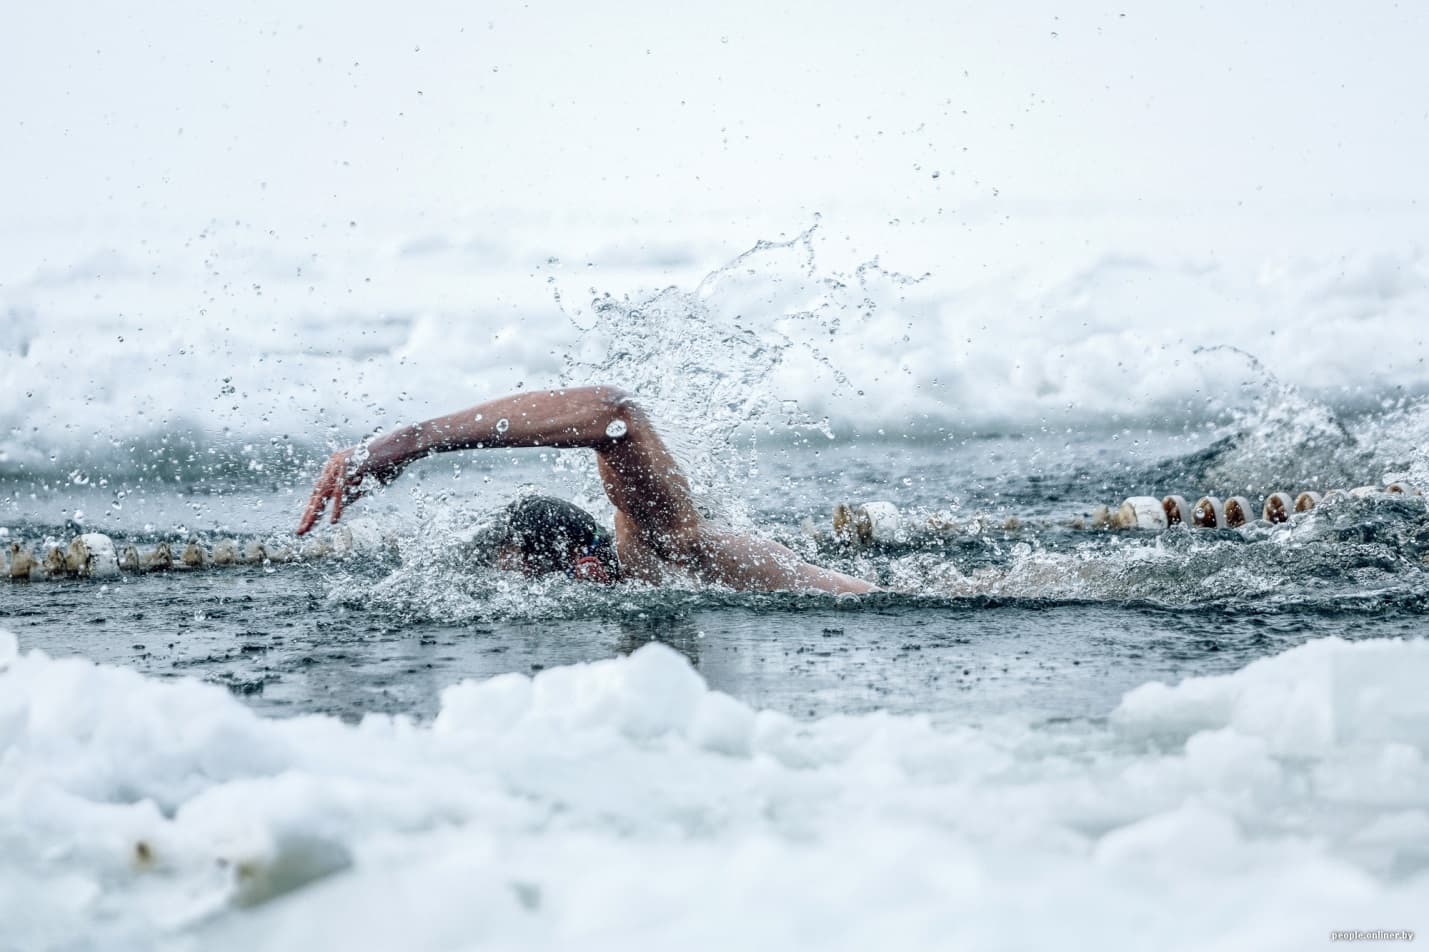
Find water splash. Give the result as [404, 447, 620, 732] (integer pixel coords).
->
[1355, 395, 1429, 489]
[1184, 345, 1361, 491]
[558, 223, 926, 524]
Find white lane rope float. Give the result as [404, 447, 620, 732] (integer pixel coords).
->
[826, 482, 1425, 545]
[5, 486, 1427, 581]
[4, 520, 394, 582]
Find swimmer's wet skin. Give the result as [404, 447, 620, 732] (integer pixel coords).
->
[297, 385, 879, 594]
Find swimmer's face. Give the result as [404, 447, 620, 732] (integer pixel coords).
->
[494, 540, 593, 579]
[495, 542, 556, 577]
[494, 543, 525, 574]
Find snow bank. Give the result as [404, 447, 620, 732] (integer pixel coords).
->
[1, 629, 1426, 951]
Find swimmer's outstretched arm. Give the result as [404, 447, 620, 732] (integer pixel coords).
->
[296, 385, 876, 594]
[297, 386, 695, 536]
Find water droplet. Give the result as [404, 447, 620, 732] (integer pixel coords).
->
[605, 419, 628, 439]
[495, 418, 510, 433]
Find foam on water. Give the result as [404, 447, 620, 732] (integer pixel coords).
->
[1, 627, 1425, 950]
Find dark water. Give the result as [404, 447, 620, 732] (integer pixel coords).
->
[5, 429, 1429, 724]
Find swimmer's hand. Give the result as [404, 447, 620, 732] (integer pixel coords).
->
[296, 445, 406, 534]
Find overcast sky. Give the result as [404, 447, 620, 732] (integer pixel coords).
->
[6, 0, 1427, 233]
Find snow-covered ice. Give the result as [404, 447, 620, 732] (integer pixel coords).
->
[1, 627, 1425, 950]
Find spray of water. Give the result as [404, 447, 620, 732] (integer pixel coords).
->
[1185, 345, 1359, 491]
[559, 222, 925, 526]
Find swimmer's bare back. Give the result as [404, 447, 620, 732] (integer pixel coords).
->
[296, 385, 877, 594]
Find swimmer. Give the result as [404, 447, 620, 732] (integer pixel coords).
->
[297, 385, 877, 594]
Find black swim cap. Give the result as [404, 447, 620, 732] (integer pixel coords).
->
[496, 495, 616, 577]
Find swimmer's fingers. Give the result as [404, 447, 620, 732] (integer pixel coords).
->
[329, 450, 363, 525]
[297, 451, 349, 534]
[296, 467, 334, 534]
[332, 455, 386, 524]
[330, 477, 344, 524]
[331, 468, 358, 525]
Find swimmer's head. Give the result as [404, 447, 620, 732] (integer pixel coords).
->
[491, 495, 617, 582]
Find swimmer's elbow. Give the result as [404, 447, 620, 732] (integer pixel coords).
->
[590, 385, 649, 424]
[591, 384, 636, 410]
